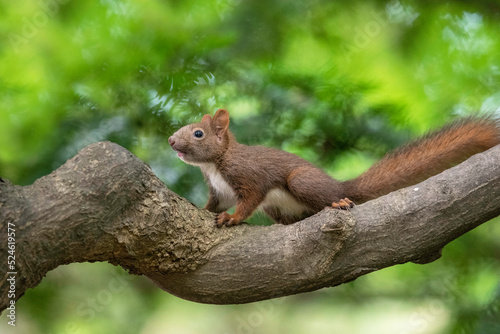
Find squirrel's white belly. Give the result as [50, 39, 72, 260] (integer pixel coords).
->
[197, 163, 238, 209]
[197, 162, 309, 215]
[259, 188, 310, 215]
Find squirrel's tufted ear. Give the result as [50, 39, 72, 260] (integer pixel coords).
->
[201, 114, 212, 124]
[213, 109, 230, 142]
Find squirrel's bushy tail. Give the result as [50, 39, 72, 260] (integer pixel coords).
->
[344, 117, 500, 203]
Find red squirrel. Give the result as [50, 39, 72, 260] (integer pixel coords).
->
[168, 109, 500, 227]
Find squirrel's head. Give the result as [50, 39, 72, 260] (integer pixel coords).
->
[168, 109, 231, 165]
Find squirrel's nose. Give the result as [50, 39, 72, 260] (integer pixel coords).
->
[168, 136, 175, 147]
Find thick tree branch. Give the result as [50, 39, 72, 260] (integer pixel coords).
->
[1, 142, 499, 310]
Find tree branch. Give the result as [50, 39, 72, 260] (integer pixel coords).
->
[1, 142, 499, 311]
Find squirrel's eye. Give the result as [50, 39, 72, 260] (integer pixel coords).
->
[194, 130, 204, 138]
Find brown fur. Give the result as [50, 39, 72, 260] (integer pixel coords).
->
[343, 117, 500, 203]
[169, 110, 500, 226]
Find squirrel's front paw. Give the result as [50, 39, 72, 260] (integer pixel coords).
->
[215, 212, 242, 227]
[332, 197, 355, 210]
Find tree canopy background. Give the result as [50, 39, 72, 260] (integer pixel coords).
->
[1, 0, 500, 333]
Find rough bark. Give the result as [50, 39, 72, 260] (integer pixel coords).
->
[1, 141, 499, 311]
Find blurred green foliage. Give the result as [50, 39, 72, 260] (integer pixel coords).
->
[1, 0, 500, 333]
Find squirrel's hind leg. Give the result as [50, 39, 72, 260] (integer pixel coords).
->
[286, 166, 349, 212]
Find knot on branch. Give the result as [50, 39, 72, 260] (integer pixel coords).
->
[294, 209, 356, 279]
[318, 208, 356, 236]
